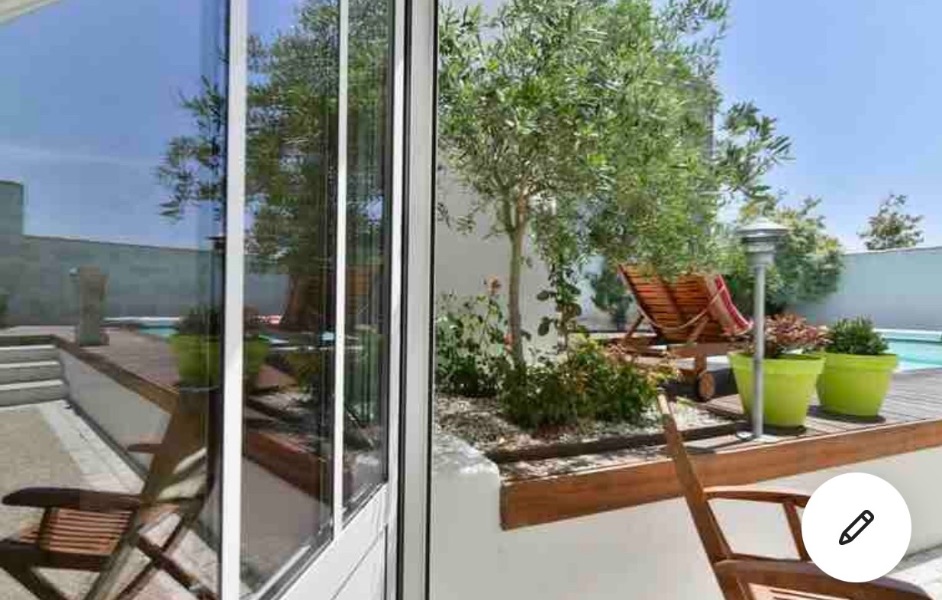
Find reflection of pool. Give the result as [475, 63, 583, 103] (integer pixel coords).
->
[879, 330, 942, 372]
[136, 325, 292, 347]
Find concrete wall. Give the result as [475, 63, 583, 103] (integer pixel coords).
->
[430, 431, 942, 600]
[795, 247, 942, 329]
[0, 181, 288, 325]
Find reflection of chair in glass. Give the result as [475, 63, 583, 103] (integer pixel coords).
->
[0, 390, 218, 600]
[658, 393, 930, 600]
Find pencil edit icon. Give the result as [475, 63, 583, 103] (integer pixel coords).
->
[839, 510, 875, 546]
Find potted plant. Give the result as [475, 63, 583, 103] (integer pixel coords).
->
[817, 317, 897, 417]
[729, 314, 828, 428]
[170, 306, 270, 389]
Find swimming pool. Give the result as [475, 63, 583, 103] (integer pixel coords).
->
[880, 330, 942, 372]
[136, 325, 292, 347]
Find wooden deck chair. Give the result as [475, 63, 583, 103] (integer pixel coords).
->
[618, 265, 753, 401]
[657, 394, 930, 600]
[0, 389, 219, 600]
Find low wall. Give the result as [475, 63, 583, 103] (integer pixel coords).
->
[3, 235, 288, 325]
[795, 247, 942, 329]
[430, 432, 942, 600]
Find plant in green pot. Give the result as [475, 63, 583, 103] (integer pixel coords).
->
[729, 314, 828, 428]
[817, 317, 897, 418]
[170, 306, 270, 390]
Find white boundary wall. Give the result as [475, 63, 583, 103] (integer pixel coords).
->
[430, 431, 942, 600]
[795, 247, 942, 329]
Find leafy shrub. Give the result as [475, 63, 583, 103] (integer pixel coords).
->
[175, 305, 264, 338]
[588, 259, 633, 330]
[175, 305, 222, 336]
[500, 340, 670, 431]
[745, 313, 828, 359]
[0, 294, 7, 328]
[435, 284, 510, 398]
[826, 317, 888, 356]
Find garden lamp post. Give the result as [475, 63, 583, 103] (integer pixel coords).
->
[737, 218, 789, 440]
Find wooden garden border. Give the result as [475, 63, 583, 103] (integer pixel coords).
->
[501, 417, 942, 529]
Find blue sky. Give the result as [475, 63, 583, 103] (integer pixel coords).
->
[2, 0, 941, 251]
[717, 0, 942, 250]
[0, 0, 295, 248]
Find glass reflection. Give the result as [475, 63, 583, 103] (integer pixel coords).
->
[0, 0, 225, 598]
[240, 0, 339, 590]
[343, 0, 392, 516]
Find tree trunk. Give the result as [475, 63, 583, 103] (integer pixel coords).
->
[508, 224, 526, 366]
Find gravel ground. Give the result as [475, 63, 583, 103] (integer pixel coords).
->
[434, 394, 734, 456]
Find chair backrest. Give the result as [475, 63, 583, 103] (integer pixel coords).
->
[618, 266, 750, 343]
[141, 387, 218, 506]
[657, 395, 753, 600]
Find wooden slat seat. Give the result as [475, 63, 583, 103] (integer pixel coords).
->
[0, 389, 219, 600]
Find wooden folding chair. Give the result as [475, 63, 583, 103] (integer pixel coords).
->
[0, 389, 219, 600]
[657, 394, 930, 600]
[618, 266, 753, 401]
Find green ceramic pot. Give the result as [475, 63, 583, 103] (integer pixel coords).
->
[817, 352, 898, 417]
[729, 351, 825, 428]
[170, 335, 270, 388]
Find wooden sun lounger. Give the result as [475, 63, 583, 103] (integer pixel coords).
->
[617, 265, 753, 400]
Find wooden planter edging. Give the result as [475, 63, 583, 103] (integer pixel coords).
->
[485, 421, 743, 464]
[500, 417, 942, 530]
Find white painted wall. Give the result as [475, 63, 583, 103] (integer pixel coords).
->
[795, 246, 942, 329]
[430, 431, 942, 600]
[436, 168, 557, 346]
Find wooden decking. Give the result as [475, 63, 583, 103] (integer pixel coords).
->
[704, 368, 942, 433]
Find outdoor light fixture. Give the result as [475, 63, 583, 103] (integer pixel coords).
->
[737, 217, 789, 440]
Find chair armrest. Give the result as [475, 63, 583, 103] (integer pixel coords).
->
[3, 488, 142, 512]
[127, 441, 162, 454]
[714, 559, 931, 599]
[704, 486, 812, 508]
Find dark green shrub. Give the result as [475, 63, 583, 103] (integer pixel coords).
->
[0, 294, 7, 328]
[435, 286, 510, 398]
[175, 305, 222, 336]
[826, 317, 888, 356]
[500, 340, 668, 431]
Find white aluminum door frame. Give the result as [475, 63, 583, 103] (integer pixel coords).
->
[220, 0, 435, 596]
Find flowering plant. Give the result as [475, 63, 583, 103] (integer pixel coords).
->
[747, 314, 828, 359]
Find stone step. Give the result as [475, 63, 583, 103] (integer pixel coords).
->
[0, 344, 58, 364]
[0, 360, 63, 385]
[0, 380, 69, 406]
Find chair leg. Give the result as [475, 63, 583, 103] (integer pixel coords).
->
[4, 566, 71, 600]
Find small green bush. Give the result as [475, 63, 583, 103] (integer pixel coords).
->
[435, 286, 510, 398]
[500, 340, 667, 431]
[0, 294, 7, 328]
[826, 317, 888, 356]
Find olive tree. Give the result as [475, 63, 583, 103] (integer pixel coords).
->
[439, 0, 791, 364]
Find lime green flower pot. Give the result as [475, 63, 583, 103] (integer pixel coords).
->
[817, 352, 898, 417]
[170, 335, 270, 389]
[729, 352, 825, 428]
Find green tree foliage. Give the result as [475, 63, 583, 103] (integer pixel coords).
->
[439, 0, 791, 364]
[589, 259, 632, 330]
[859, 193, 924, 251]
[725, 196, 844, 314]
[158, 0, 389, 330]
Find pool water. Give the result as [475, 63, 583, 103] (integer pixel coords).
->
[142, 326, 177, 339]
[887, 340, 942, 372]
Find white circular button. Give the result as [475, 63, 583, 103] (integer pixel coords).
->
[802, 472, 911, 582]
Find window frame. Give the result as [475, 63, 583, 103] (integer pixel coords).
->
[217, 0, 431, 596]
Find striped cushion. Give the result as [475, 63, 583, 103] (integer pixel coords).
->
[702, 274, 752, 337]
